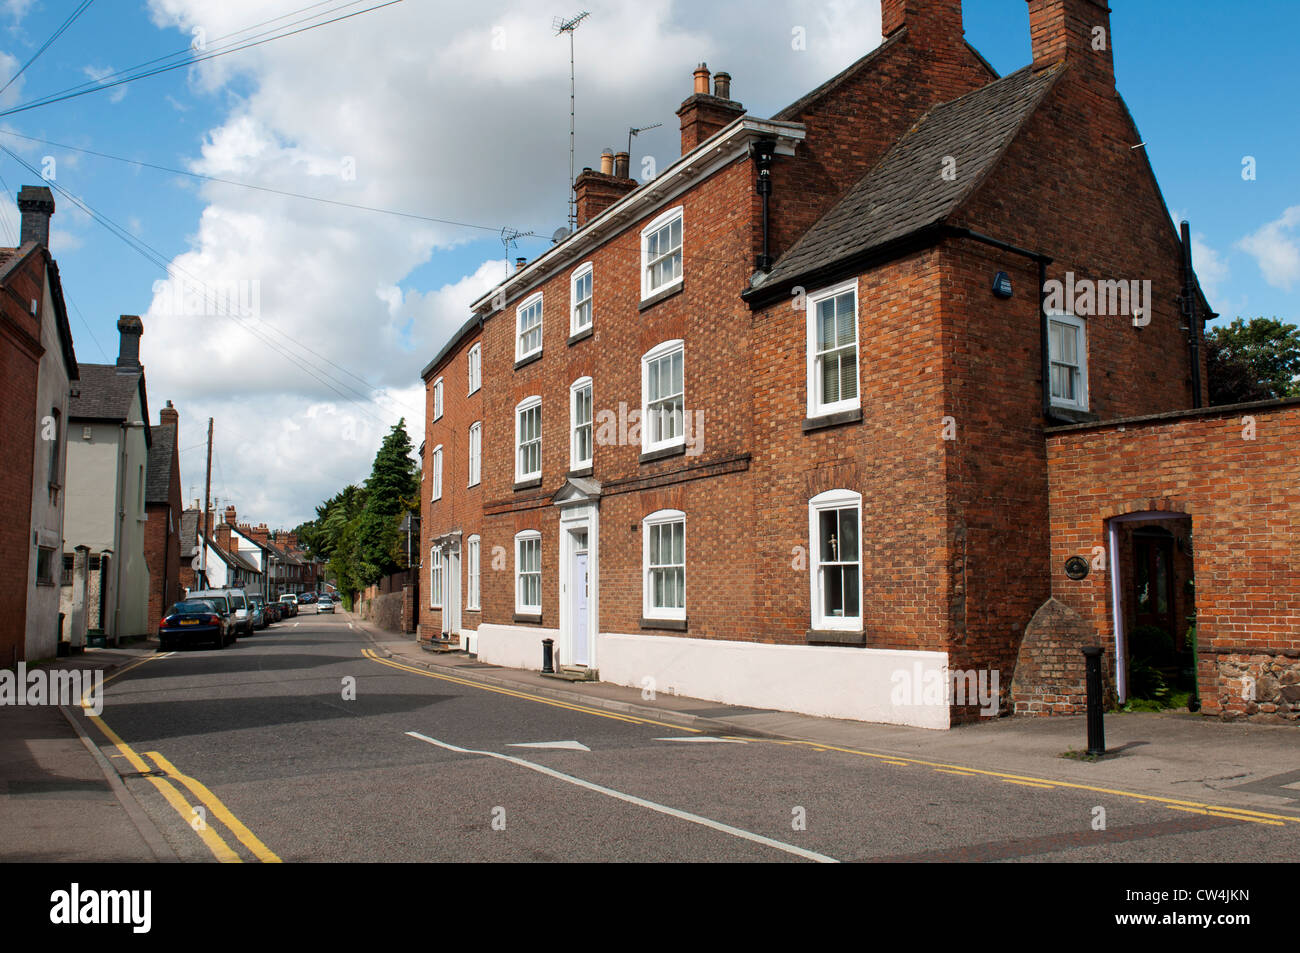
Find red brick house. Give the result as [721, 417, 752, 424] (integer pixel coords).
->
[420, 0, 1298, 727]
[0, 185, 78, 664]
[144, 401, 183, 625]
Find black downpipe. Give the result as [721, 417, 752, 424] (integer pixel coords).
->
[752, 140, 777, 272]
[1181, 221, 1203, 409]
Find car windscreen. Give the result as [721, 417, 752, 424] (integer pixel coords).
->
[231, 594, 246, 609]
[171, 601, 216, 615]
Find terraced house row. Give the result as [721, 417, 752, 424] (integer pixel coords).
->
[419, 0, 1300, 728]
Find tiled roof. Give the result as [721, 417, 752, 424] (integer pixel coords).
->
[180, 509, 200, 558]
[759, 64, 1062, 290]
[146, 424, 176, 505]
[69, 363, 142, 422]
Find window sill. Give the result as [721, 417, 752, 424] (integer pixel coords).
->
[567, 326, 593, 346]
[638, 281, 683, 312]
[803, 408, 863, 433]
[640, 616, 686, 632]
[639, 443, 686, 465]
[806, 628, 865, 645]
[514, 476, 542, 492]
[514, 351, 542, 371]
[1047, 406, 1098, 425]
[514, 612, 543, 625]
[567, 465, 593, 479]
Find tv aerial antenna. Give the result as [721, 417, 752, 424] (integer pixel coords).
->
[553, 11, 591, 232]
[500, 227, 537, 277]
[627, 121, 662, 159]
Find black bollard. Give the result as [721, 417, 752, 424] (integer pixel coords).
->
[542, 638, 555, 674]
[1082, 646, 1106, 757]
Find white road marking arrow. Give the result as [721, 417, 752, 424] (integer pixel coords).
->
[655, 736, 748, 744]
[507, 740, 591, 751]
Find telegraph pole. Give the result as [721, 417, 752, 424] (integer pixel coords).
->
[201, 417, 213, 587]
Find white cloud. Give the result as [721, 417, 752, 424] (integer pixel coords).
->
[82, 65, 128, 104]
[135, 0, 885, 527]
[1190, 233, 1228, 303]
[1237, 206, 1300, 292]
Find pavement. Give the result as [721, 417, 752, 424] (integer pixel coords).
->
[0, 644, 176, 861]
[3, 613, 1297, 863]
[356, 616, 1300, 822]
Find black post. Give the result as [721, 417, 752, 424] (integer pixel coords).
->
[541, 638, 555, 674]
[1082, 646, 1106, 756]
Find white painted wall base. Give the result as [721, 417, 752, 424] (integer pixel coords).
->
[599, 632, 951, 730]
[460, 628, 479, 655]
[475, 623, 559, 672]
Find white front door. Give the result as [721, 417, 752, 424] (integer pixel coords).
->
[572, 544, 590, 666]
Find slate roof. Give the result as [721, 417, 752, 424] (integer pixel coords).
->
[180, 509, 201, 558]
[146, 425, 176, 505]
[757, 63, 1063, 291]
[69, 363, 144, 422]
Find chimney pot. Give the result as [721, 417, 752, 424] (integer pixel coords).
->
[614, 151, 630, 179]
[600, 149, 614, 175]
[516, 256, 527, 270]
[693, 63, 710, 94]
[713, 71, 731, 100]
[16, 185, 54, 248]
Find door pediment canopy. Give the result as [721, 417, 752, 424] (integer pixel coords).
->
[553, 477, 602, 508]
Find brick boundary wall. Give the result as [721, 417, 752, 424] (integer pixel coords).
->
[1041, 399, 1300, 723]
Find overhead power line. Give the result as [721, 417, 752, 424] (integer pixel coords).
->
[0, 143, 410, 426]
[0, 0, 96, 98]
[0, 0, 405, 119]
[0, 130, 526, 235]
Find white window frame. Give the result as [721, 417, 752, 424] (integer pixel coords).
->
[433, 377, 444, 421]
[640, 339, 685, 454]
[640, 206, 683, 301]
[468, 422, 482, 487]
[806, 278, 861, 419]
[570, 262, 594, 335]
[515, 530, 541, 614]
[431, 445, 443, 501]
[429, 545, 443, 609]
[516, 292, 544, 361]
[642, 509, 686, 621]
[1048, 311, 1089, 411]
[515, 396, 542, 482]
[570, 376, 593, 470]
[467, 343, 481, 395]
[466, 535, 481, 611]
[809, 489, 863, 632]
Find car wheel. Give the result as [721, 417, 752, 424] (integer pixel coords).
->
[156, 638, 169, 652]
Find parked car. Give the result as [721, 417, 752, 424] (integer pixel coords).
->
[159, 599, 233, 650]
[298, 592, 316, 604]
[316, 596, 335, 614]
[188, 588, 250, 639]
[279, 593, 299, 617]
[248, 596, 267, 630]
[264, 601, 281, 624]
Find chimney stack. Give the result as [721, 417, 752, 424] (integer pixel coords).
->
[16, 185, 54, 248]
[881, 0, 965, 49]
[573, 150, 639, 227]
[1027, 0, 1114, 83]
[115, 315, 143, 374]
[224, 504, 237, 526]
[677, 63, 745, 154]
[159, 399, 179, 430]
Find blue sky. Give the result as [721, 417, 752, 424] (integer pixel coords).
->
[2, 0, 1295, 526]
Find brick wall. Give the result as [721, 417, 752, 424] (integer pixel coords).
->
[1045, 401, 1300, 723]
[0, 251, 44, 664]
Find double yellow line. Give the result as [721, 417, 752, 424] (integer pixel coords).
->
[81, 653, 281, 862]
[726, 736, 1300, 827]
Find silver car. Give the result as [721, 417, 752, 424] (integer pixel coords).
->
[316, 597, 335, 614]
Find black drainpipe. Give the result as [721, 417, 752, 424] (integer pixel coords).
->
[1180, 221, 1203, 409]
[943, 227, 1054, 417]
[751, 139, 777, 272]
